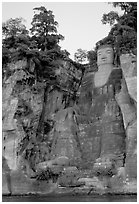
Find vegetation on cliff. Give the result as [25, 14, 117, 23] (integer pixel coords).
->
[87, 2, 137, 68]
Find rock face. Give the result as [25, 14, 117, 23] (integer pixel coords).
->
[2, 59, 83, 186]
[2, 54, 137, 195]
[2, 73, 21, 170]
[2, 60, 44, 172]
[120, 54, 137, 181]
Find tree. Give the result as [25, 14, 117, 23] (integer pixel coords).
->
[112, 2, 137, 17]
[87, 50, 97, 71]
[74, 48, 88, 64]
[2, 18, 29, 56]
[102, 2, 137, 30]
[2, 17, 28, 38]
[2, 7, 66, 81]
[102, 11, 120, 26]
[101, 2, 137, 54]
[30, 6, 64, 52]
[2, 18, 30, 79]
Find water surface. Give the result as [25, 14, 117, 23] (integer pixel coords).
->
[2, 194, 137, 202]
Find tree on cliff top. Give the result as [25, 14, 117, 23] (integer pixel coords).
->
[30, 6, 64, 52]
[102, 2, 137, 31]
[2, 6, 68, 82]
[74, 49, 88, 64]
[101, 2, 137, 54]
[2, 17, 28, 38]
[2, 17, 30, 59]
[87, 50, 97, 71]
[86, 2, 137, 70]
[2, 17, 30, 79]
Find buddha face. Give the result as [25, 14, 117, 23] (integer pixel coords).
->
[97, 46, 114, 67]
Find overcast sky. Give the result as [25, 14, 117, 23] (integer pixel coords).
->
[2, 1, 123, 60]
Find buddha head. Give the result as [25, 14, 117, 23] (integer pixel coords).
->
[97, 44, 114, 67]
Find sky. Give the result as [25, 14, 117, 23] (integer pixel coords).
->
[2, 1, 123, 60]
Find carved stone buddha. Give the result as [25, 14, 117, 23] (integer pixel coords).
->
[76, 44, 126, 170]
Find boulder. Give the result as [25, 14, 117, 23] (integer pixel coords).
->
[58, 168, 83, 187]
[36, 156, 70, 171]
[78, 177, 105, 189]
[123, 180, 137, 193]
[93, 156, 117, 177]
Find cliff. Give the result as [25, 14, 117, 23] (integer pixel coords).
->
[2, 55, 137, 195]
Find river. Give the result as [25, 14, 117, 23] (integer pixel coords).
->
[2, 194, 137, 202]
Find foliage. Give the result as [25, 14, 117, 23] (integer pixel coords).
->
[2, 17, 28, 38]
[87, 50, 97, 70]
[74, 48, 88, 64]
[2, 7, 68, 81]
[30, 6, 64, 52]
[102, 11, 120, 26]
[112, 2, 137, 16]
[85, 2, 137, 73]
[102, 2, 137, 30]
[101, 2, 137, 54]
[86, 2, 137, 68]
[2, 18, 30, 73]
